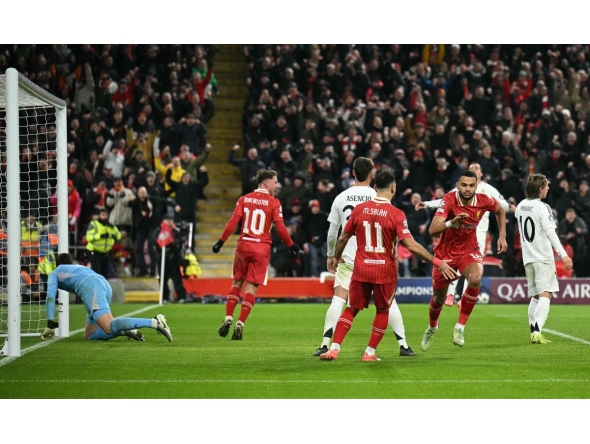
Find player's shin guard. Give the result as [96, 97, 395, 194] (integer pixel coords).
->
[238, 293, 255, 324]
[332, 307, 356, 346]
[388, 300, 408, 348]
[534, 297, 551, 332]
[368, 309, 389, 349]
[528, 297, 539, 332]
[458, 286, 480, 325]
[429, 296, 444, 328]
[324, 296, 346, 337]
[225, 287, 241, 318]
[447, 279, 458, 298]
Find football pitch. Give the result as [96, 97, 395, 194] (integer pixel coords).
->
[1, 302, 590, 399]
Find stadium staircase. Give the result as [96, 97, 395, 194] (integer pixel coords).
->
[120, 44, 248, 301]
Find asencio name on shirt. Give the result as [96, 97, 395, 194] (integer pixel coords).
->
[363, 208, 388, 217]
[346, 196, 371, 202]
[244, 198, 269, 206]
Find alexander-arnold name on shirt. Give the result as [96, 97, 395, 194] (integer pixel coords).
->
[244, 197, 269, 206]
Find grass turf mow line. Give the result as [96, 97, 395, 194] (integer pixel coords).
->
[2, 378, 589, 384]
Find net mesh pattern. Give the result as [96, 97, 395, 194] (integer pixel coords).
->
[0, 81, 59, 351]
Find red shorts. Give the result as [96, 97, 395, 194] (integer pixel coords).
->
[232, 250, 269, 286]
[432, 253, 482, 290]
[349, 279, 397, 310]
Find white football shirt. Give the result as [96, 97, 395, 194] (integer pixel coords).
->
[328, 185, 376, 265]
[515, 198, 556, 265]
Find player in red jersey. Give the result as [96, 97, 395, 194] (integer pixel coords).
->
[320, 170, 456, 362]
[212, 169, 301, 340]
[419, 170, 507, 351]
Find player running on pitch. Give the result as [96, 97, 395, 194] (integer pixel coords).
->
[420, 170, 507, 351]
[416, 162, 514, 307]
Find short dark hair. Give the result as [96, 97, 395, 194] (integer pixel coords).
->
[257, 169, 277, 184]
[352, 157, 374, 182]
[374, 170, 396, 190]
[56, 253, 73, 266]
[457, 170, 477, 181]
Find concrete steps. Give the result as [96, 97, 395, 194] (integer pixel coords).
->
[197, 44, 248, 277]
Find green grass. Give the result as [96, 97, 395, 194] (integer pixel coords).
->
[1, 302, 590, 399]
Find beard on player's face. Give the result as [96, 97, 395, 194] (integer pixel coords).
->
[459, 188, 475, 201]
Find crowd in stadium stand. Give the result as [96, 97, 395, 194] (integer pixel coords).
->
[0, 44, 217, 286]
[241, 44, 590, 278]
[2, 44, 590, 285]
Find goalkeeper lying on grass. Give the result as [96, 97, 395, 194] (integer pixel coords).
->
[42, 253, 173, 342]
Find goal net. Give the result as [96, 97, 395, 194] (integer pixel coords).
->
[0, 68, 68, 358]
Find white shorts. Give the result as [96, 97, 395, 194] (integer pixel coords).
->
[525, 262, 559, 297]
[334, 262, 354, 291]
[476, 230, 486, 255]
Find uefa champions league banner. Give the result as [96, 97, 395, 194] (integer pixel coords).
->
[394, 278, 492, 303]
[489, 278, 590, 304]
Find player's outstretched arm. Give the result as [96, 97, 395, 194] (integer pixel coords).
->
[416, 199, 441, 211]
[401, 238, 456, 280]
[494, 205, 507, 253]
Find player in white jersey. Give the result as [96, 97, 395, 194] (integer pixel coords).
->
[313, 157, 416, 357]
[417, 162, 514, 306]
[515, 174, 572, 344]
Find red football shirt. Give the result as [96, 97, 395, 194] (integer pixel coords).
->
[220, 189, 293, 257]
[434, 190, 498, 260]
[343, 197, 413, 284]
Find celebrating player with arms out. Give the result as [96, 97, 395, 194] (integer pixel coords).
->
[320, 170, 455, 362]
[515, 174, 572, 344]
[420, 170, 507, 351]
[212, 169, 301, 340]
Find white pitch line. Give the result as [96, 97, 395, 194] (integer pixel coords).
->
[495, 315, 590, 345]
[0, 305, 160, 368]
[1, 378, 588, 384]
[544, 329, 590, 345]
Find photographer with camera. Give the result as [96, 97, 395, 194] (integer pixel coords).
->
[156, 215, 188, 303]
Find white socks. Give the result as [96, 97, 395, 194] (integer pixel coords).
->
[321, 296, 346, 347]
[447, 279, 458, 296]
[534, 297, 551, 332]
[528, 298, 539, 330]
[388, 300, 408, 348]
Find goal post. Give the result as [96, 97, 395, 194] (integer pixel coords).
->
[1, 67, 68, 357]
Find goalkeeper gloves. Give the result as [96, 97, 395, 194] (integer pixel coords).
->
[212, 239, 225, 253]
[289, 243, 302, 257]
[40, 320, 59, 341]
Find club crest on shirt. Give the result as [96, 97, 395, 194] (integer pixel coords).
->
[476, 210, 481, 219]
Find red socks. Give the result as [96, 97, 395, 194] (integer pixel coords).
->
[225, 287, 240, 317]
[332, 307, 356, 345]
[429, 296, 444, 328]
[368, 310, 389, 349]
[458, 286, 480, 325]
[238, 293, 255, 324]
